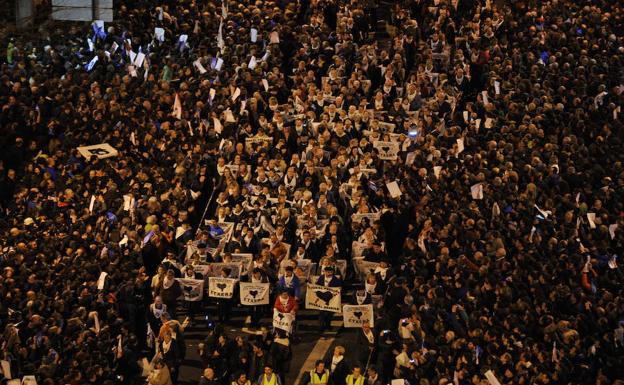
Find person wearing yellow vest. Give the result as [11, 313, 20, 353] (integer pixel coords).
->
[345, 366, 365, 385]
[301, 360, 330, 385]
[256, 365, 282, 385]
[232, 372, 251, 385]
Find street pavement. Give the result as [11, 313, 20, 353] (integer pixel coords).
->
[175, 301, 362, 385]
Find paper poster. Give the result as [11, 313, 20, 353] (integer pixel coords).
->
[231, 253, 253, 274]
[193, 59, 207, 74]
[97, 272, 108, 290]
[154, 27, 165, 43]
[351, 212, 381, 224]
[293, 258, 313, 282]
[208, 277, 236, 299]
[587, 213, 596, 229]
[248, 56, 257, 70]
[134, 52, 145, 68]
[250, 28, 258, 42]
[484, 370, 502, 385]
[386, 181, 402, 198]
[456, 138, 465, 154]
[433, 166, 442, 178]
[494, 80, 500, 95]
[305, 284, 341, 313]
[22, 375, 37, 385]
[470, 183, 484, 200]
[176, 278, 204, 301]
[215, 57, 224, 71]
[273, 309, 294, 333]
[609, 224, 618, 239]
[343, 304, 374, 327]
[373, 141, 399, 160]
[89, 195, 96, 213]
[240, 282, 270, 305]
[231, 87, 241, 101]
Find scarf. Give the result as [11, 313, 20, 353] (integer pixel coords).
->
[151, 303, 167, 318]
[331, 355, 343, 372]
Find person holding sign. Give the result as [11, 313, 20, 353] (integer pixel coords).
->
[243, 268, 270, 329]
[315, 266, 342, 334]
[276, 266, 301, 299]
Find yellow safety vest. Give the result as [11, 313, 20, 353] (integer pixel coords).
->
[261, 374, 277, 385]
[346, 375, 364, 385]
[309, 370, 329, 385]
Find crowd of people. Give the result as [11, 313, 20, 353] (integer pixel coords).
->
[1, 0, 624, 384]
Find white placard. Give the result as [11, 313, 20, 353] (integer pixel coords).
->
[250, 28, 258, 42]
[193, 59, 207, 74]
[176, 278, 204, 301]
[97, 271, 108, 290]
[386, 181, 402, 198]
[78, 143, 118, 159]
[305, 284, 341, 313]
[343, 304, 374, 327]
[351, 212, 381, 224]
[240, 282, 270, 305]
[373, 141, 400, 160]
[273, 309, 294, 333]
[471, 183, 484, 200]
[208, 277, 236, 299]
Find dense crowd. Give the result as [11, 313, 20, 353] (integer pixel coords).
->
[1, 0, 624, 384]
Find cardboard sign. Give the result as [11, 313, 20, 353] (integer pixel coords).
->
[240, 282, 270, 305]
[176, 278, 204, 301]
[373, 141, 400, 160]
[351, 212, 381, 224]
[231, 253, 253, 275]
[77, 143, 118, 159]
[208, 277, 236, 299]
[204, 262, 242, 278]
[343, 304, 374, 327]
[305, 284, 341, 313]
[273, 309, 294, 333]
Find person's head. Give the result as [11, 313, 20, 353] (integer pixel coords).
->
[352, 366, 362, 377]
[367, 366, 377, 378]
[154, 296, 163, 307]
[323, 266, 334, 277]
[315, 360, 325, 372]
[333, 346, 345, 357]
[280, 290, 290, 300]
[264, 365, 273, 375]
[166, 269, 175, 280]
[203, 367, 215, 379]
[237, 373, 247, 383]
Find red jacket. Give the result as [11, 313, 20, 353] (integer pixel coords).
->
[274, 295, 298, 314]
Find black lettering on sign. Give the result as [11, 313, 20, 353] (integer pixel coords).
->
[89, 148, 110, 156]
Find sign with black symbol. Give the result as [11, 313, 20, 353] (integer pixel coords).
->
[208, 277, 236, 299]
[305, 284, 341, 313]
[373, 141, 400, 161]
[343, 304, 374, 327]
[239, 282, 270, 305]
[77, 143, 119, 159]
[176, 278, 204, 301]
[272, 309, 294, 333]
